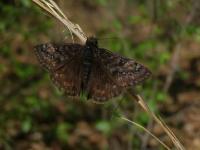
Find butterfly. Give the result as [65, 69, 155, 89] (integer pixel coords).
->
[34, 37, 151, 102]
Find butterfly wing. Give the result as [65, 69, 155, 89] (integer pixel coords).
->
[98, 48, 151, 87]
[86, 59, 122, 102]
[35, 43, 83, 96]
[86, 47, 151, 102]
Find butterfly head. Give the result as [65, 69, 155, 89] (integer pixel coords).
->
[86, 37, 98, 48]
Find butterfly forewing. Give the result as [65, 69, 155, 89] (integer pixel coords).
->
[98, 48, 151, 87]
[35, 43, 83, 71]
[35, 43, 84, 96]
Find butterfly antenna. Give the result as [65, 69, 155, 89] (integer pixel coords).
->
[96, 37, 120, 41]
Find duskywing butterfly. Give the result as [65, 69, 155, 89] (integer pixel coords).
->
[34, 37, 151, 102]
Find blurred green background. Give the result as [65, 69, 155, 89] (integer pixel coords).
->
[0, 0, 200, 150]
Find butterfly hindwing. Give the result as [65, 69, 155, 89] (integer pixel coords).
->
[86, 59, 122, 102]
[50, 58, 83, 96]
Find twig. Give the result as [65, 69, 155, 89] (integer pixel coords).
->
[164, 0, 194, 92]
[164, 43, 180, 92]
[186, 0, 200, 24]
[120, 116, 170, 150]
[131, 94, 185, 150]
[32, 0, 87, 43]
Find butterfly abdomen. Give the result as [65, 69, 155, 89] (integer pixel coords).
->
[81, 46, 94, 91]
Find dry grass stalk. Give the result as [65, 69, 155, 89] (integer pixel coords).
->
[120, 116, 170, 150]
[133, 94, 185, 150]
[32, 0, 87, 43]
[32, 0, 185, 150]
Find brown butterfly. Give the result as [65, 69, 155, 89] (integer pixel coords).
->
[34, 37, 151, 102]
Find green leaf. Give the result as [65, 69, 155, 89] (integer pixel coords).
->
[1, 45, 11, 56]
[21, 119, 32, 133]
[96, 0, 108, 6]
[95, 121, 111, 135]
[113, 20, 122, 30]
[159, 52, 170, 64]
[128, 15, 143, 24]
[20, 0, 31, 7]
[14, 64, 36, 79]
[156, 92, 167, 102]
[136, 112, 149, 125]
[56, 123, 71, 142]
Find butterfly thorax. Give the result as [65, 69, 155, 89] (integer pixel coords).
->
[81, 37, 98, 91]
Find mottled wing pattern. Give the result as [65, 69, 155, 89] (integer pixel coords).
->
[35, 43, 83, 96]
[50, 58, 83, 96]
[98, 48, 151, 87]
[86, 59, 122, 102]
[35, 43, 82, 71]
